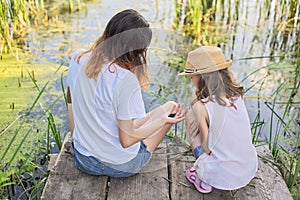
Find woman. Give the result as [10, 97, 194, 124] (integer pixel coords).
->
[67, 9, 185, 178]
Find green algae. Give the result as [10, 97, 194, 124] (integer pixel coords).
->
[0, 50, 67, 164]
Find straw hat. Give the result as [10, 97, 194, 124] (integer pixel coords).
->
[179, 46, 232, 76]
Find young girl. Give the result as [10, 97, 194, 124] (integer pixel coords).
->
[179, 46, 258, 193]
[67, 9, 185, 178]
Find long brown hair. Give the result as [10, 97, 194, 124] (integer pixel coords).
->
[193, 68, 244, 106]
[76, 9, 152, 89]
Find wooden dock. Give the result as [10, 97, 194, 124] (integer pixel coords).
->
[41, 133, 293, 200]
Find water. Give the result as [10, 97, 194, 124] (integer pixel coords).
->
[28, 0, 299, 135]
[1, 0, 299, 156]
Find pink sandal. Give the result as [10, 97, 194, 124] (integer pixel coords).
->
[185, 167, 212, 194]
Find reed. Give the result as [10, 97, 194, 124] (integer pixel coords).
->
[249, 88, 299, 198]
[246, 54, 300, 197]
[0, 62, 66, 198]
[47, 112, 63, 150]
[174, 0, 299, 47]
[61, 70, 68, 108]
[28, 64, 65, 150]
[250, 113, 265, 144]
[1, 63, 63, 162]
[173, 0, 217, 45]
[0, 0, 85, 53]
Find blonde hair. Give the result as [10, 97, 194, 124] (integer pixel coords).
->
[192, 68, 244, 106]
[76, 9, 152, 90]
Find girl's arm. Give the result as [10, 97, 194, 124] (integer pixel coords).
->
[191, 101, 211, 154]
[118, 103, 185, 148]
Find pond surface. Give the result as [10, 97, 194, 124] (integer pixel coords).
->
[1, 0, 299, 156]
[34, 0, 300, 134]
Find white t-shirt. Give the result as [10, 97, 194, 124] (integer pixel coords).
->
[67, 50, 146, 165]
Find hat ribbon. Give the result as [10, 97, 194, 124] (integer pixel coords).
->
[184, 66, 210, 73]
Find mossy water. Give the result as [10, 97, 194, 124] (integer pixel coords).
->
[0, 50, 68, 199]
[0, 50, 68, 161]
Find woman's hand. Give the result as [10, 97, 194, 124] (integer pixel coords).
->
[164, 103, 186, 124]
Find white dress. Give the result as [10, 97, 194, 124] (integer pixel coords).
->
[194, 97, 258, 190]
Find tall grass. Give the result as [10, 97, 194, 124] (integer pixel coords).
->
[28, 66, 65, 150]
[264, 99, 300, 195]
[0, 0, 85, 54]
[173, 0, 217, 45]
[0, 63, 67, 199]
[243, 53, 300, 198]
[174, 0, 300, 46]
[0, 0, 28, 53]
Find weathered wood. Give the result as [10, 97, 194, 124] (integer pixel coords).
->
[41, 133, 108, 200]
[47, 154, 58, 171]
[169, 143, 293, 200]
[234, 145, 293, 200]
[107, 142, 169, 200]
[168, 143, 232, 200]
[170, 154, 204, 200]
[41, 133, 293, 200]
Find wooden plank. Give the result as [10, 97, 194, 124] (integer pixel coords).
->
[107, 142, 169, 200]
[42, 170, 108, 200]
[234, 145, 293, 200]
[170, 153, 204, 200]
[47, 154, 58, 171]
[41, 133, 108, 200]
[41, 134, 293, 200]
[169, 143, 293, 200]
[168, 141, 233, 200]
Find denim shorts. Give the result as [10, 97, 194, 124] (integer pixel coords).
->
[194, 146, 204, 159]
[72, 141, 152, 178]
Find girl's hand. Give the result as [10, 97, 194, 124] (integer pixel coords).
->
[164, 103, 186, 124]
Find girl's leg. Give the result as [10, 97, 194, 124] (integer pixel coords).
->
[185, 109, 203, 158]
[135, 101, 176, 152]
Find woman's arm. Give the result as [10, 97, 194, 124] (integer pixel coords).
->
[67, 87, 74, 135]
[118, 103, 185, 148]
[191, 101, 211, 154]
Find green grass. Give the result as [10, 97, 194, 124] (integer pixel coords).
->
[174, 0, 299, 46]
[0, 0, 86, 53]
[0, 1, 82, 198]
[0, 50, 66, 133]
[0, 48, 67, 199]
[244, 55, 300, 198]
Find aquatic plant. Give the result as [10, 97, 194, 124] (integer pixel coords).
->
[0, 0, 85, 54]
[0, 59, 67, 199]
[174, 0, 300, 47]
[242, 53, 300, 198]
[173, 0, 218, 45]
[0, 0, 28, 53]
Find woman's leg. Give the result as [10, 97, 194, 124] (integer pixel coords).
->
[135, 101, 176, 152]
